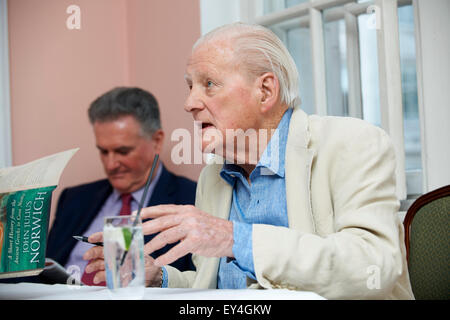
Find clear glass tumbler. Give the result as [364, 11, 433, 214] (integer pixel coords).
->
[103, 215, 145, 299]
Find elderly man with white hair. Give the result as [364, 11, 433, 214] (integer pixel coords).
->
[84, 22, 414, 299]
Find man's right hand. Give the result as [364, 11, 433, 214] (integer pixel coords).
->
[82, 232, 163, 287]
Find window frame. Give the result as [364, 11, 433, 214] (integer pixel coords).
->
[246, 0, 420, 200]
[0, 0, 12, 169]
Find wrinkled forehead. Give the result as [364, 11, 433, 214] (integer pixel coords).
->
[186, 39, 236, 74]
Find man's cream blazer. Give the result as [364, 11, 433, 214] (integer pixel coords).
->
[165, 107, 414, 299]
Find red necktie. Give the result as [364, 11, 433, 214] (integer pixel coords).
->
[81, 193, 132, 286]
[119, 193, 132, 216]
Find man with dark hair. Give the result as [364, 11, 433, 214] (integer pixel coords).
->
[46, 87, 196, 285]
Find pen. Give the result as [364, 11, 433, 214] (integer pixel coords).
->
[73, 235, 103, 246]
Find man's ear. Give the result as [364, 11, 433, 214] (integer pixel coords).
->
[151, 129, 164, 153]
[257, 72, 280, 113]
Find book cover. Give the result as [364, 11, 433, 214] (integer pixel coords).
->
[0, 149, 78, 279]
[0, 186, 55, 277]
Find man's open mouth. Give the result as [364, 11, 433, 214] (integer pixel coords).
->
[201, 122, 214, 130]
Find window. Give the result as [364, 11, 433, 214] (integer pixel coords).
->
[285, 25, 315, 115]
[250, 0, 422, 200]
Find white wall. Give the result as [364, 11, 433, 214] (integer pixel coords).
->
[200, 0, 241, 35]
[199, 0, 263, 35]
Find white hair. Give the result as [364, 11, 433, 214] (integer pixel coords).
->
[193, 22, 301, 109]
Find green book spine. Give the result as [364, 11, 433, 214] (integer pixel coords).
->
[0, 186, 56, 274]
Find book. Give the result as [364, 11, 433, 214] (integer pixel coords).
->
[0, 148, 78, 279]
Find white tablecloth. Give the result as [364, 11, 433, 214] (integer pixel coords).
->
[0, 282, 324, 300]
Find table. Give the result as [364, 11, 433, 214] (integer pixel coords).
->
[0, 282, 324, 300]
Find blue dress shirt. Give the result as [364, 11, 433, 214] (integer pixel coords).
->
[217, 108, 293, 289]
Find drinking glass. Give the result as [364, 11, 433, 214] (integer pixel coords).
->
[103, 215, 145, 299]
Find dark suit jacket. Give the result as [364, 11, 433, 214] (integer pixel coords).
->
[47, 165, 196, 272]
[1, 165, 196, 284]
